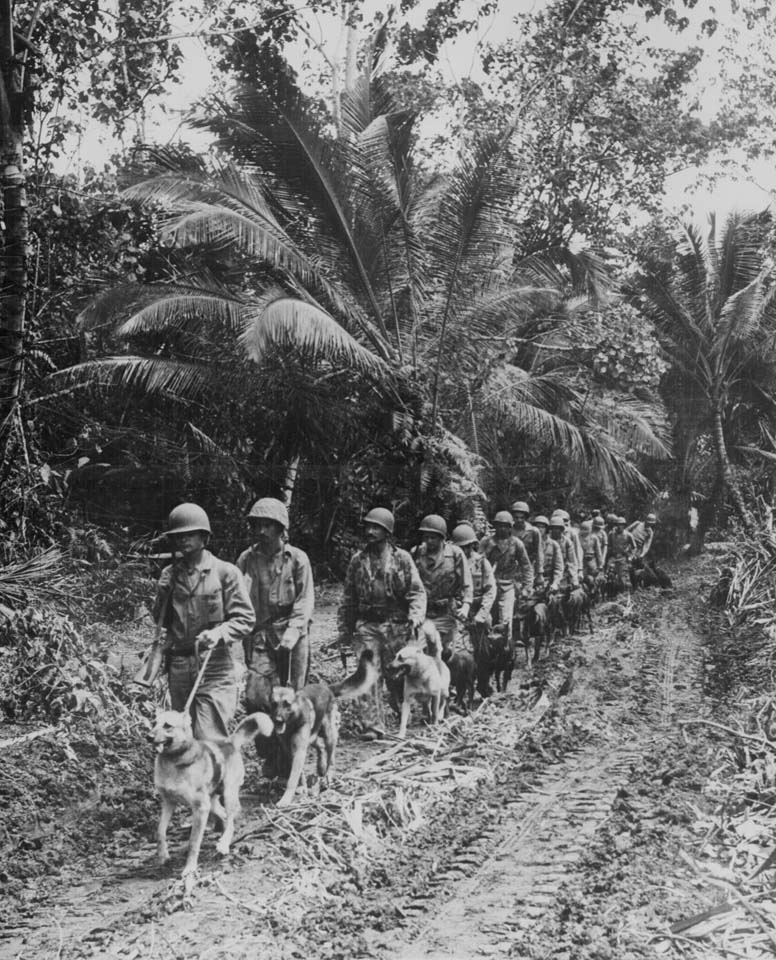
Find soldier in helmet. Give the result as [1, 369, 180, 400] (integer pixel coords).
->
[338, 508, 426, 739]
[593, 515, 608, 567]
[236, 497, 314, 773]
[511, 501, 544, 593]
[605, 516, 636, 595]
[451, 523, 496, 645]
[412, 515, 473, 653]
[153, 503, 255, 740]
[479, 510, 533, 640]
[627, 512, 659, 587]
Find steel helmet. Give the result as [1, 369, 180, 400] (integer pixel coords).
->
[510, 500, 530, 515]
[364, 507, 395, 534]
[247, 497, 289, 530]
[646, 512, 657, 524]
[580, 520, 593, 533]
[493, 510, 514, 525]
[533, 515, 549, 527]
[605, 512, 618, 525]
[452, 523, 478, 547]
[167, 503, 211, 536]
[549, 512, 566, 528]
[616, 515, 627, 525]
[593, 516, 606, 528]
[419, 514, 447, 536]
[556, 508, 570, 522]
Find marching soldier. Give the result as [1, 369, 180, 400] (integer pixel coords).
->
[511, 500, 544, 592]
[153, 503, 255, 741]
[339, 508, 426, 739]
[236, 497, 314, 772]
[593, 515, 608, 567]
[413, 515, 473, 653]
[549, 511, 580, 589]
[533, 515, 564, 595]
[451, 523, 497, 644]
[479, 511, 533, 639]
[578, 519, 604, 579]
[628, 513, 657, 560]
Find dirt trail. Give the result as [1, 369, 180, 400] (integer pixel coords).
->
[390, 590, 706, 960]
[2, 569, 719, 960]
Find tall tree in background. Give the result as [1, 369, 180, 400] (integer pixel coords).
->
[637, 212, 776, 533]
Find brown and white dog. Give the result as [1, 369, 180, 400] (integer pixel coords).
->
[389, 621, 450, 738]
[271, 649, 378, 807]
[152, 710, 273, 876]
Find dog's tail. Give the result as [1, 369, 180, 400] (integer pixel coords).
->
[331, 648, 378, 700]
[230, 711, 274, 748]
[421, 620, 445, 669]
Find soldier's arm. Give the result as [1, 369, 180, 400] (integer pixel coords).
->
[337, 557, 359, 637]
[218, 562, 257, 644]
[288, 550, 315, 631]
[641, 528, 654, 558]
[565, 541, 579, 587]
[404, 553, 428, 627]
[458, 547, 474, 611]
[152, 565, 173, 623]
[480, 556, 498, 615]
[550, 542, 563, 591]
[516, 538, 533, 594]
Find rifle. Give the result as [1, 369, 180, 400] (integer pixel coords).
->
[133, 573, 174, 687]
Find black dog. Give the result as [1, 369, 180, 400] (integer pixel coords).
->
[442, 648, 476, 712]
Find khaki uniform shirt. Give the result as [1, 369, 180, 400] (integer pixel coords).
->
[468, 551, 497, 614]
[627, 521, 654, 558]
[154, 550, 255, 654]
[514, 522, 544, 591]
[478, 534, 533, 594]
[540, 537, 564, 591]
[412, 542, 473, 617]
[235, 543, 314, 635]
[339, 543, 426, 634]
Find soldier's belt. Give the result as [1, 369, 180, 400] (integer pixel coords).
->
[358, 606, 406, 623]
[427, 600, 451, 616]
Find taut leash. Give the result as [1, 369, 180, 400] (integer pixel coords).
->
[183, 642, 215, 714]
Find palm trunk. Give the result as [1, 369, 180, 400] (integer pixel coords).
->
[0, 4, 28, 451]
[283, 455, 300, 508]
[711, 401, 754, 534]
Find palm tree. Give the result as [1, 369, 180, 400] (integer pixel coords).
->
[638, 211, 776, 533]
[59, 41, 668, 505]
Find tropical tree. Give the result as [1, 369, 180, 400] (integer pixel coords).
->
[636, 211, 776, 533]
[58, 37, 669, 525]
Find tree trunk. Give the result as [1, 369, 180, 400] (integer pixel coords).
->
[0, 5, 28, 453]
[283, 455, 300, 508]
[711, 401, 754, 534]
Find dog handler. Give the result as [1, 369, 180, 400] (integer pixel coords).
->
[236, 497, 314, 774]
[338, 508, 426, 740]
[153, 503, 255, 741]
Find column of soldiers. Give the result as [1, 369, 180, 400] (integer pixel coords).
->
[152, 498, 660, 748]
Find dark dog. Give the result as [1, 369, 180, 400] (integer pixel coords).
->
[564, 585, 593, 635]
[442, 648, 476, 712]
[271, 649, 377, 807]
[526, 601, 551, 662]
[472, 621, 514, 696]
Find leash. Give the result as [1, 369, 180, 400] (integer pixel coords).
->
[183, 642, 215, 714]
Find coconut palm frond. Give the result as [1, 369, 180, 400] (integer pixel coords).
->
[0, 548, 69, 607]
[240, 289, 388, 378]
[580, 393, 673, 460]
[53, 357, 214, 401]
[117, 290, 248, 338]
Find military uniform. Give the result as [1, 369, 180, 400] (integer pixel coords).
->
[154, 551, 255, 740]
[478, 534, 532, 639]
[412, 541, 473, 651]
[236, 542, 314, 713]
[339, 543, 426, 730]
[514, 523, 544, 592]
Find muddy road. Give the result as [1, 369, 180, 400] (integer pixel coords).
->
[0, 560, 752, 959]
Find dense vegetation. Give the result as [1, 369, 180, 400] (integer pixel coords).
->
[2, 0, 776, 574]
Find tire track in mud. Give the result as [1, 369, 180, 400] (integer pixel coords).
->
[390, 594, 704, 960]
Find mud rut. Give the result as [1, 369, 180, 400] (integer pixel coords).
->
[389, 600, 703, 960]
[3, 589, 706, 960]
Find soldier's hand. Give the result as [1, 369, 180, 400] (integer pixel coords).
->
[279, 626, 300, 650]
[456, 604, 470, 623]
[196, 627, 222, 651]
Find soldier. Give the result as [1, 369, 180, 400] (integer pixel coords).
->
[338, 508, 426, 740]
[533, 516, 564, 595]
[451, 523, 497, 645]
[549, 511, 580, 589]
[413, 515, 473, 653]
[153, 503, 255, 741]
[628, 512, 659, 586]
[236, 497, 314, 773]
[628, 513, 657, 560]
[578, 519, 603, 579]
[511, 500, 544, 592]
[606, 515, 637, 594]
[557, 508, 583, 573]
[479, 511, 533, 640]
[593, 515, 608, 567]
